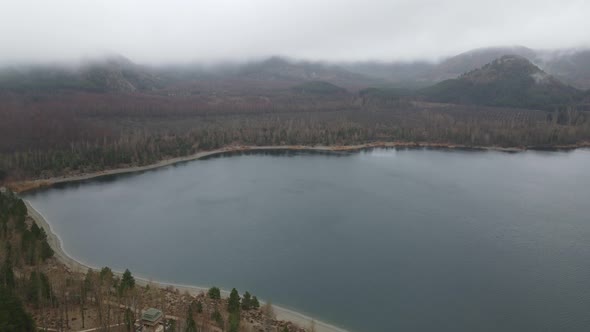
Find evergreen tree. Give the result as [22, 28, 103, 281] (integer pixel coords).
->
[207, 286, 221, 299]
[25, 272, 52, 307]
[251, 296, 260, 309]
[39, 241, 54, 261]
[119, 268, 135, 295]
[0, 245, 14, 290]
[0, 286, 35, 331]
[100, 267, 114, 283]
[227, 288, 240, 313]
[228, 311, 240, 332]
[211, 308, 223, 327]
[30, 222, 42, 238]
[0, 261, 14, 291]
[124, 308, 134, 332]
[167, 320, 177, 332]
[195, 301, 203, 313]
[83, 270, 95, 295]
[12, 199, 27, 217]
[185, 303, 197, 332]
[241, 291, 252, 310]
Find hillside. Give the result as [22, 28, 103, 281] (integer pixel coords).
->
[342, 46, 537, 85]
[0, 56, 380, 94]
[0, 66, 100, 92]
[2, 47, 588, 184]
[538, 49, 590, 90]
[234, 56, 381, 90]
[291, 81, 347, 94]
[80, 55, 163, 92]
[432, 46, 537, 81]
[0, 56, 162, 93]
[342, 61, 435, 86]
[423, 55, 582, 109]
[343, 46, 590, 90]
[3, 49, 590, 95]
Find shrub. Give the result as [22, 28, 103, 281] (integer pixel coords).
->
[208, 286, 221, 299]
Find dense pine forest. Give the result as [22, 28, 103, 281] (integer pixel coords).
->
[0, 190, 52, 330]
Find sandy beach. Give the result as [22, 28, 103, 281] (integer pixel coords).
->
[25, 200, 348, 332]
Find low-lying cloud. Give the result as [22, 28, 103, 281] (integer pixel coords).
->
[1, 0, 589, 65]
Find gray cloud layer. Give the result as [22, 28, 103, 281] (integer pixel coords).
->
[1, 0, 589, 64]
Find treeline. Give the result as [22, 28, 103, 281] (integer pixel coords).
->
[183, 286, 265, 332]
[0, 190, 54, 331]
[1, 90, 590, 181]
[0, 190, 54, 272]
[0, 190, 146, 330]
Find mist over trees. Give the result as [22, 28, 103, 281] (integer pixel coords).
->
[0, 51, 589, 183]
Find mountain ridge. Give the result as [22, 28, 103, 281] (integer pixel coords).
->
[423, 55, 582, 109]
[2, 46, 590, 95]
[342, 46, 590, 90]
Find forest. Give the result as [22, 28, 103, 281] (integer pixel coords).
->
[1, 87, 589, 182]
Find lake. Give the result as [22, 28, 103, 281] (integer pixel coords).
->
[24, 148, 590, 332]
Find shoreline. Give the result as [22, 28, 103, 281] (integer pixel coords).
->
[10, 141, 590, 193]
[17, 142, 590, 331]
[24, 200, 349, 332]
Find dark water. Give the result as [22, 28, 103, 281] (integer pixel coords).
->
[24, 148, 590, 332]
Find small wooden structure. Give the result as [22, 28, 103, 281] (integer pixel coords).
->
[142, 308, 163, 327]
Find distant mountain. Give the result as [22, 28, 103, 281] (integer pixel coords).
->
[235, 56, 381, 90]
[342, 46, 538, 86]
[0, 55, 381, 93]
[3, 48, 590, 95]
[343, 46, 590, 90]
[423, 55, 582, 109]
[0, 55, 162, 93]
[342, 61, 435, 87]
[537, 49, 590, 90]
[80, 55, 163, 92]
[432, 46, 537, 81]
[0, 66, 97, 92]
[291, 81, 348, 95]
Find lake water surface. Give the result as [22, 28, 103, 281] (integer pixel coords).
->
[25, 148, 590, 332]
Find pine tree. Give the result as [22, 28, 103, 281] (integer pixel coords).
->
[207, 286, 221, 299]
[241, 291, 252, 310]
[0, 286, 35, 331]
[120, 268, 135, 294]
[251, 296, 260, 309]
[195, 301, 203, 313]
[211, 308, 223, 327]
[124, 308, 134, 332]
[228, 311, 240, 332]
[0, 245, 15, 290]
[227, 288, 240, 313]
[185, 303, 197, 332]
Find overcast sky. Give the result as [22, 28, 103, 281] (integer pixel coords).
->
[1, 0, 589, 65]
